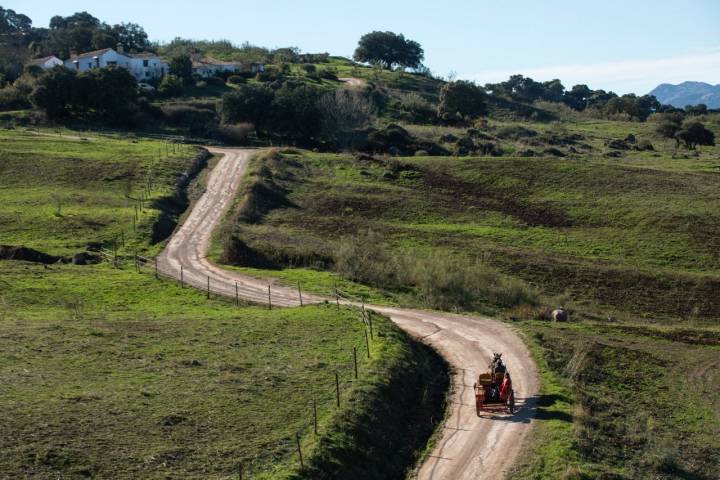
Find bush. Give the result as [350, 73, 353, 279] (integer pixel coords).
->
[256, 66, 281, 82]
[398, 92, 436, 123]
[332, 233, 538, 311]
[204, 76, 225, 86]
[161, 104, 216, 126]
[496, 125, 538, 140]
[438, 80, 487, 124]
[158, 74, 184, 97]
[301, 63, 316, 74]
[318, 67, 338, 80]
[227, 75, 245, 85]
[215, 122, 255, 144]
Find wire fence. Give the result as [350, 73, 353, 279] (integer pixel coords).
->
[99, 246, 378, 478]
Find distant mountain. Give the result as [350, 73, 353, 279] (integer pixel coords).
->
[649, 81, 720, 109]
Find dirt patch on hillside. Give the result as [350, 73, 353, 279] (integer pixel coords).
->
[422, 169, 573, 228]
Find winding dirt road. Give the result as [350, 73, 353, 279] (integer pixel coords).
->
[157, 148, 539, 479]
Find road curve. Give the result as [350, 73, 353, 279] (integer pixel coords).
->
[157, 148, 539, 479]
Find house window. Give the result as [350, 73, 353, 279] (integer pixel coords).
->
[143, 59, 149, 67]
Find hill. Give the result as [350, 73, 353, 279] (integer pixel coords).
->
[649, 81, 720, 108]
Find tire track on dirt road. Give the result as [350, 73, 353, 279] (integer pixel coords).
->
[157, 147, 540, 479]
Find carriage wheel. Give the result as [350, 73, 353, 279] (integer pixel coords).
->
[474, 382, 483, 416]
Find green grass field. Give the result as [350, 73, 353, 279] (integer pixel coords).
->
[0, 127, 199, 256]
[211, 117, 720, 479]
[0, 129, 448, 478]
[213, 124, 720, 320]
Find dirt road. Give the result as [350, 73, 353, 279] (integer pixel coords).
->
[157, 148, 539, 479]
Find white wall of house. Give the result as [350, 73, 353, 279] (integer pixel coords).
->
[38, 57, 63, 69]
[128, 57, 169, 82]
[63, 49, 168, 82]
[192, 63, 241, 78]
[64, 49, 132, 74]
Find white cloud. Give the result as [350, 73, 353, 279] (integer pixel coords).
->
[462, 51, 720, 95]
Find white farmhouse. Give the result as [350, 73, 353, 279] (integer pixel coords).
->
[27, 56, 64, 70]
[63, 45, 168, 82]
[191, 55, 243, 78]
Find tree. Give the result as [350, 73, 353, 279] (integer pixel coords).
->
[158, 74, 184, 97]
[563, 84, 592, 110]
[110, 22, 150, 52]
[0, 6, 32, 36]
[685, 104, 708, 116]
[437, 80, 487, 123]
[675, 121, 715, 149]
[353, 31, 424, 70]
[169, 54, 193, 83]
[220, 83, 273, 131]
[29, 67, 77, 118]
[317, 89, 375, 147]
[0, 6, 33, 82]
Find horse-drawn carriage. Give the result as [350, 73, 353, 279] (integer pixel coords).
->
[473, 353, 515, 415]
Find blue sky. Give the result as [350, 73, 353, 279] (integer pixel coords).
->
[9, 0, 720, 94]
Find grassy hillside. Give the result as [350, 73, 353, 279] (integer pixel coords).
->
[0, 127, 199, 256]
[0, 129, 449, 479]
[213, 119, 720, 479]
[511, 322, 719, 479]
[213, 121, 720, 320]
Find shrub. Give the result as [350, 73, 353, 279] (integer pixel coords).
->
[158, 74, 184, 97]
[256, 66, 281, 82]
[161, 104, 216, 127]
[398, 92, 435, 123]
[438, 80, 487, 124]
[496, 125, 538, 140]
[318, 67, 338, 80]
[215, 122, 255, 144]
[204, 76, 225, 86]
[301, 63, 316, 74]
[227, 75, 245, 85]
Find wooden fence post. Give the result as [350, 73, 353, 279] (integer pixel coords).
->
[335, 372, 340, 407]
[296, 433, 304, 470]
[313, 400, 318, 435]
[180, 265, 184, 288]
[298, 282, 303, 306]
[353, 347, 358, 379]
[132, 214, 136, 232]
[268, 285, 272, 310]
[364, 328, 370, 358]
[368, 312, 373, 340]
[134, 251, 139, 273]
[154, 257, 158, 279]
[207, 276, 210, 299]
[334, 285, 339, 309]
[235, 281, 239, 306]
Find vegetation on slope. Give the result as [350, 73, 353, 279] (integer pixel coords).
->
[511, 322, 720, 479]
[214, 124, 720, 320]
[0, 128, 449, 478]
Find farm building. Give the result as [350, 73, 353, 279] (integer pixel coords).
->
[63, 45, 168, 81]
[27, 56, 64, 70]
[190, 54, 265, 77]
